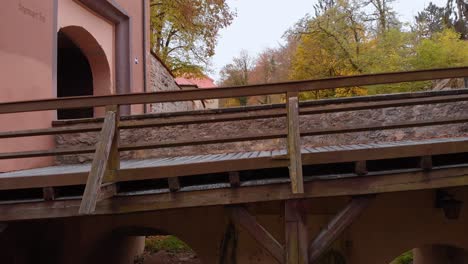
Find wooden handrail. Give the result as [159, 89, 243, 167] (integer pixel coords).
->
[0, 67, 466, 114]
[2, 115, 468, 160]
[2, 90, 468, 140]
[0, 125, 102, 139]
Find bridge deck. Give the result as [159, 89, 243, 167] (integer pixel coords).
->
[2, 136, 468, 193]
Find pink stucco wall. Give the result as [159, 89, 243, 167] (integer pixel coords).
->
[58, 0, 115, 96]
[115, 0, 147, 114]
[0, 0, 56, 172]
[0, 0, 150, 172]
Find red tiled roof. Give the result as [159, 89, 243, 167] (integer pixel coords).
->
[175, 76, 216, 89]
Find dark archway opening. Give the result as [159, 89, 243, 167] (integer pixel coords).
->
[57, 31, 93, 120]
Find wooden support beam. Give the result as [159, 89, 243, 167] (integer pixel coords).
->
[42, 187, 55, 201]
[308, 196, 374, 263]
[355, 161, 368, 176]
[97, 183, 118, 202]
[168, 177, 181, 192]
[2, 167, 468, 221]
[285, 200, 308, 264]
[229, 172, 241, 187]
[79, 109, 117, 215]
[229, 206, 285, 263]
[420, 156, 433, 171]
[287, 94, 304, 194]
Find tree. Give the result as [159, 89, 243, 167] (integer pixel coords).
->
[414, 2, 447, 39]
[288, 0, 368, 99]
[412, 28, 468, 69]
[446, 0, 468, 39]
[219, 50, 254, 106]
[219, 50, 253, 87]
[150, 0, 235, 76]
[364, 0, 400, 35]
[290, 0, 367, 78]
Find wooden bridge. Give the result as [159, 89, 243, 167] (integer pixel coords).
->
[1, 67, 468, 263]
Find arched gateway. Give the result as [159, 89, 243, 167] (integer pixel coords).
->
[57, 26, 112, 119]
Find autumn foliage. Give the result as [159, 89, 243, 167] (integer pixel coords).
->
[218, 0, 468, 106]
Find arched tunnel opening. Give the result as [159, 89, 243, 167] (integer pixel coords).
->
[133, 235, 200, 264]
[57, 30, 94, 120]
[109, 227, 201, 264]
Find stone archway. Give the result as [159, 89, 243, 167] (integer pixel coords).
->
[57, 26, 112, 119]
[86, 226, 202, 264]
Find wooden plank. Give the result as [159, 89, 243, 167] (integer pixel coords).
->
[229, 172, 241, 187]
[106, 105, 120, 181]
[118, 131, 286, 152]
[285, 200, 308, 264]
[287, 96, 304, 194]
[301, 93, 468, 116]
[0, 137, 465, 192]
[42, 187, 55, 201]
[229, 207, 284, 263]
[355, 161, 368, 176]
[1, 67, 467, 114]
[97, 183, 117, 201]
[168, 177, 181, 192]
[120, 109, 285, 129]
[2, 165, 468, 221]
[50, 90, 468, 131]
[0, 147, 96, 160]
[0, 125, 102, 139]
[301, 137, 468, 165]
[420, 156, 433, 171]
[79, 111, 117, 215]
[301, 116, 468, 137]
[2, 137, 468, 191]
[308, 196, 374, 263]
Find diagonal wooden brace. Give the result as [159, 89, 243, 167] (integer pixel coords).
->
[229, 206, 285, 263]
[308, 195, 374, 263]
[79, 109, 117, 215]
[287, 94, 304, 194]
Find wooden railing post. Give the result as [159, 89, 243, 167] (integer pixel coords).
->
[79, 105, 119, 215]
[106, 105, 120, 180]
[287, 92, 304, 194]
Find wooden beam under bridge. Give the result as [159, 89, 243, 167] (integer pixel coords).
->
[308, 196, 374, 263]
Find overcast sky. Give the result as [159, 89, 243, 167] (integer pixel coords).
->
[211, 0, 448, 82]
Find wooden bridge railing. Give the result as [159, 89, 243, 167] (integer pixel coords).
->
[0, 67, 468, 213]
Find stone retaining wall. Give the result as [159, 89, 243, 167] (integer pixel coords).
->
[55, 101, 468, 164]
[147, 52, 193, 113]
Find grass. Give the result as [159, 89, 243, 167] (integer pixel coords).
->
[391, 251, 413, 264]
[145, 235, 193, 254]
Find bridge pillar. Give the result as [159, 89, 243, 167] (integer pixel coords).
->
[413, 245, 468, 264]
[285, 200, 308, 264]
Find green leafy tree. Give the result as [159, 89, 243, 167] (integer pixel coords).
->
[412, 28, 468, 69]
[289, 0, 368, 99]
[219, 50, 253, 106]
[414, 2, 448, 39]
[150, 0, 235, 76]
